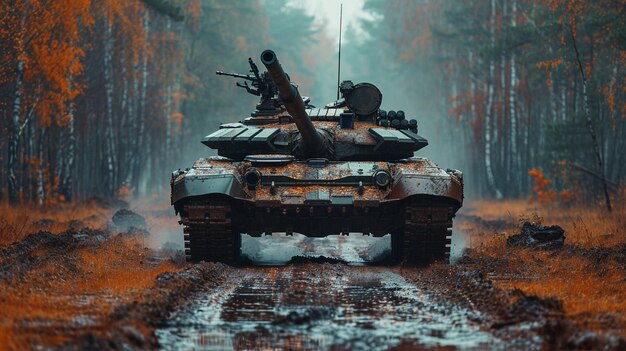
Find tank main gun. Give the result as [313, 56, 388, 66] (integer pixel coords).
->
[260, 49, 327, 157]
[176, 47, 463, 265]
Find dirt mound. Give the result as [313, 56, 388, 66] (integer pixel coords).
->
[0, 231, 59, 263]
[507, 222, 565, 249]
[436, 266, 575, 348]
[503, 289, 564, 321]
[33, 218, 55, 230]
[565, 331, 626, 350]
[66, 262, 231, 349]
[0, 229, 109, 282]
[112, 209, 147, 231]
[443, 248, 626, 350]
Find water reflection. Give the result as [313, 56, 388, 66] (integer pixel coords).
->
[157, 266, 501, 351]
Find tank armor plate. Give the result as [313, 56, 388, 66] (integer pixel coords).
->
[368, 128, 428, 151]
[202, 127, 281, 157]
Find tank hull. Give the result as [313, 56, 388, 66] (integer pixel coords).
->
[172, 157, 462, 216]
[172, 156, 462, 263]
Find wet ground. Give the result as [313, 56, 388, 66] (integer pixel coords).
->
[157, 234, 502, 350]
[3, 204, 623, 350]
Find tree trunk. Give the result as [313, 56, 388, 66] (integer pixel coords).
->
[8, 59, 24, 205]
[37, 128, 46, 205]
[104, 15, 117, 195]
[485, 0, 503, 199]
[570, 30, 612, 212]
[509, 0, 520, 196]
[59, 75, 76, 201]
[132, 12, 150, 196]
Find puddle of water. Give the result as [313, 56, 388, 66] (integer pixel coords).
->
[158, 229, 503, 350]
[157, 267, 503, 351]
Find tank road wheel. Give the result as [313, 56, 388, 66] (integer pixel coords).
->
[397, 204, 453, 265]
[181, 202, 241, 264]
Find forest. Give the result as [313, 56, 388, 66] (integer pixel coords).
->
[1, 0, 624, 206]
[1, 1, 625, 349]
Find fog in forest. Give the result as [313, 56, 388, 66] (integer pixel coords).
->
[1, 0, 624, 204]
[181, 0, 470, 193]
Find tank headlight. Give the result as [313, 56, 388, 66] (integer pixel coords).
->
[373, 170, 392, 188]
[244, 168, 261, 189]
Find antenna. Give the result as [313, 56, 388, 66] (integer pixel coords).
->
[336, 4, 343, 100]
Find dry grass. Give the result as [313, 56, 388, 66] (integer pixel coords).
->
[0, 200, 112, 245]
[0, 236, 181, 348]
[0, 199, 183, 349]
[461, 199, 626, 335]
[462, 198, 625, 247]
[73, 238, 178, 293]
[0, 195, 179, 247]
[494, 250, 626, 325]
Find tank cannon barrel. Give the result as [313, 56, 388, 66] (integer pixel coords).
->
[260, 49, 325, 157]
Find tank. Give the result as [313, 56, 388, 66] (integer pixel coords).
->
[171, 50, 463, 265]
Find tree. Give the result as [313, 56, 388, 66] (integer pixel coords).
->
[356, 0, 625, 203]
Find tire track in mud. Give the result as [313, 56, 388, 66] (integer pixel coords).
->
[157, 235, 503, 350]
[157, 264, 502, 350]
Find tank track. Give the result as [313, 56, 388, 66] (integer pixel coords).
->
[392, 203, 453, 265]
[181, 202, 241, 263]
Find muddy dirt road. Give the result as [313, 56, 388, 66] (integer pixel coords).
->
[157, 266, 499, 350]
[156, 235, 502, 350]
[2, 203, 624, 350]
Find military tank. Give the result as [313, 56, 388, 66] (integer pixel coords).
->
[171, 49, 463, 265]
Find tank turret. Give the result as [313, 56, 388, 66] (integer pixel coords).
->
[172, 48, 464, 265]
[203, 50, 428, 161]
[260, 50, 328, 157]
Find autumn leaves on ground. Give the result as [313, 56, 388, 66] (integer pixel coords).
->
[457, 199, 626, 342]
[0, 195, 624, 349]
[0, 199, 179, 349]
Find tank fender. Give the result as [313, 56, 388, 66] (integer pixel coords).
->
[389, 172, 463, 208]
[171, 173, 245, 207]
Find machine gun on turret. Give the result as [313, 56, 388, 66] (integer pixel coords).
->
[216, 58, 281, 116]
[174, 47, 463, 266]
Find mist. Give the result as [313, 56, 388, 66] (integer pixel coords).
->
[1, 0, 623, 205]
[176, 0, 467, 173]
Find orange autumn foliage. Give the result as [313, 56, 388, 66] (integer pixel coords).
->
[185, 0, 202, 30]
[536, 57, 564, 89]
[546, 0, 588, 37]
[391, 0, 435, 62]
[462, 199, 626, 334]
[0, 0, 156, 128]
[16, 0, 94, 126]
[528, 168, 557, 205]
[542, 0, 626, 117]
